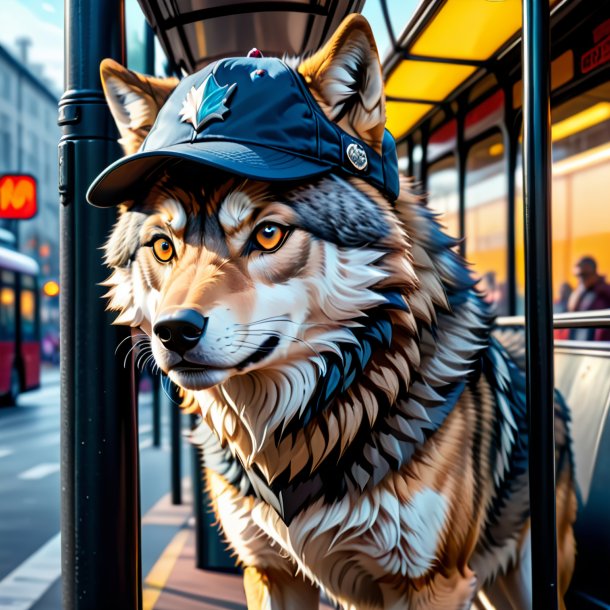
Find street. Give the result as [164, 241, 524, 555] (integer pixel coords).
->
[0, 367, 194, 610]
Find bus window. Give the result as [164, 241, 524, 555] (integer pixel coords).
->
[516, 82, 610, 332]
[0, 270, 16, 341]
[465, 132, 509, 315]
[20, 275, 37, 342]
[427, 155, 460, 239]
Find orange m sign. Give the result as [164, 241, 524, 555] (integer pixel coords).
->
[0, 175, 37, 220]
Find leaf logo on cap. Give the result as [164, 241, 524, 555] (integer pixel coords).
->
[179, 74, 237, 135]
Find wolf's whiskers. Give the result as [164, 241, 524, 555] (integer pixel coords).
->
[114, 332, 148, 356]
[234, 328, 324, 363]
[236, 317, 330, 330]
[135, 347, 153, 371]
[161, 375, 183, 407]
[123, 338, 151, 369]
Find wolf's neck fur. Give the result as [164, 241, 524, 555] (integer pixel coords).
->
[186, 179, 492, 522]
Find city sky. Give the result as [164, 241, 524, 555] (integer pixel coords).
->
[0, 0, 63, 92]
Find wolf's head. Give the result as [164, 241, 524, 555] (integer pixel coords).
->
[97, 16, 489, 490]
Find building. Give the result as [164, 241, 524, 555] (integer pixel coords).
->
[0, 41, 60, 341]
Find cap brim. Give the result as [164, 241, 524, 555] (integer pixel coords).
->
[87, 141, 332, 207]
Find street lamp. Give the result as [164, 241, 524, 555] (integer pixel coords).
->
[137, 0, 364, 74]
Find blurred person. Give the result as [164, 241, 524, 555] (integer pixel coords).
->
[567, 256, 610, 341]
[554, 282, 573, 314]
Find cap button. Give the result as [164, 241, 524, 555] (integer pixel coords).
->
[346, 142, 368, 172]
[247, 48, 264, 58]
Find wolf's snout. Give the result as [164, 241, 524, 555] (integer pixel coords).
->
[153, 309, 208, 355]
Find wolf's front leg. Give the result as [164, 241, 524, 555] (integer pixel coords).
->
[205, 469, 320, 610]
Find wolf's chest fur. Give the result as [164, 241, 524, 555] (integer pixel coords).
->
[196, 341, 535, 608]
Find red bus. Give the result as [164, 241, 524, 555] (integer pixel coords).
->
[0, 245, 40, 404]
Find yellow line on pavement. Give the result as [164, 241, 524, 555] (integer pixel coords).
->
[142, 528, 190, 610]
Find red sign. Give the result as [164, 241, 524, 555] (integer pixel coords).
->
[0, 175, 37, 220]
[581, 20, 610, 75]
[593, 19, 610, 44]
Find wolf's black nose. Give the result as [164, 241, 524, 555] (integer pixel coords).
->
[153, 309, 208, 355]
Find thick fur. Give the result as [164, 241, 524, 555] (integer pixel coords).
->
[99, 15, 576, 610]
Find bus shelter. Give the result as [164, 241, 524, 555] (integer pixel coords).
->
[59, 1, 608, 608]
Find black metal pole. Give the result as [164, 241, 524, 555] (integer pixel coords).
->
[503, 82, 518, 317]
[522, 1, 558, 609]
[190, 414, 206, 569]
[152, 373, 161, 447]
[170, 380, 182, 504]
[456, 103, 466, 258]
[59, 1, 142, 608]
[144, 22, 155, 75]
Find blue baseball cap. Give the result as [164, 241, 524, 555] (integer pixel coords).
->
[87, 55, 399, 206]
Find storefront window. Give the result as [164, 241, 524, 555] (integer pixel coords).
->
[465, 131, 509, 314]
[427, 155, 459, 239]
[515, 82, 610, 336]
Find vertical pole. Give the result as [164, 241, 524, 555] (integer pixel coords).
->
[144, 22, 155, 75]
[190, 414, 206, 570]
[503, 82, 518, 316]
[59, 1, 142, 608]
[152, 374, 161, 447]
[456, 104, 467, 258]
[170, 380, 182, 504]
[522, 1, 557, 609]
[143, 25, 163, 448]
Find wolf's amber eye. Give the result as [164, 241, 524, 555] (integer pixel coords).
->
[253, 223, 287, 252]
[152, 237, 175, 263]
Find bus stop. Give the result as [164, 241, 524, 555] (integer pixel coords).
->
[58, 1, 610, 609]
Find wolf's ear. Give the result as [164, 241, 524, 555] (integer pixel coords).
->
[100, 58, 179, 155]
[298, 14, 385, 153]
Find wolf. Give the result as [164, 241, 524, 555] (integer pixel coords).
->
[91, 14, 576, 610]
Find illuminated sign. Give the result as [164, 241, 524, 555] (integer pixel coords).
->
[0, 175, 37, 220]
[581, 20, 610, 75]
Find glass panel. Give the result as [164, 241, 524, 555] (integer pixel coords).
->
[428, 119, 456, 162]
[1, 270, 15, 286]
[429, 109, 447, 130]
[21, 274, 35, 289]
[427, 155, 459, 239]
[0, 286, 15, 341]
[386, 101, 434, 141]
[411, 0, 521, 61]
[468, 73, 499, 104]
[177, 12, 311, 67]
[515, 83, 610, 340]
[20, 289, 36, 341]
[385, 60, 475, 103]
[465, 132, 508, 315]
[126, 0, 148, 73]
[465, 90, 504, 142]
[172, 0, 318, 10]
[362, 0, 423, 60]
[513, 51, 575, 109]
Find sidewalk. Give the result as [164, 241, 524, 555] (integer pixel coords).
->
[40, 365, 60, 386]
[148, 527, 246, 610]
[145, 522, 335, 610]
